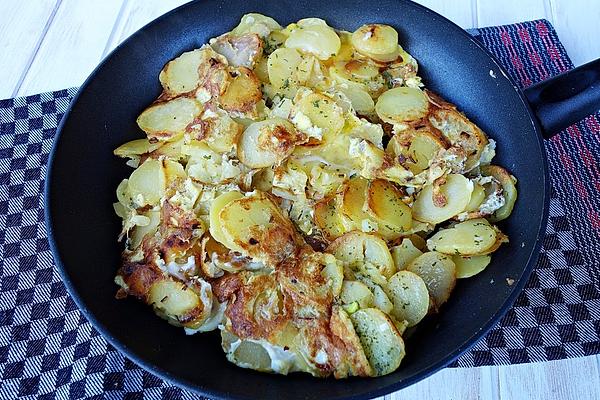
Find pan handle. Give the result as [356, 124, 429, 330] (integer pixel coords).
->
[523, 58, 600, 139]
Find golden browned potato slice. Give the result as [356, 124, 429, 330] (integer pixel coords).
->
[220, 67, 262, 117]
[412, 174, 473, 224]
[137, 97, 202, 140]
[350, 308, 405, 376]
[481, 165, 518, 222]
[159, 49, 205, 97]
[340, 280, 374, 308]
[387, 270, 430, 326]
[386, 128, 447, 174]
[209, 191, 244, 250]
[426, 218, 497, 256]
[376, 87, 429, 125]
[452, 255, 492, 278]
[428, 108, 489, 171]
[406, 251, 456, 309]
[148, 279, 211, 328]
[314, 197, 347, 241]
[351, 24, 400, 62]
[327, 231, 396, 279]
[219, 192, 296, 262]
[339, 177, 374, 231]
[366, 179, 412, 236]
[390, 237, 423, 270]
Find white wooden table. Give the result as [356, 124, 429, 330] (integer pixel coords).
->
[1, 1, 598, 398]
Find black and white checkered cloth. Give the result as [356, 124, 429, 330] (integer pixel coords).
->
[1, 20, 599, 399]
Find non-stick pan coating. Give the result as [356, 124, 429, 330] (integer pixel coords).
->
[46, 0, 548, 398]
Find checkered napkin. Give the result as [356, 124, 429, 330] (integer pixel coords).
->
[1, 19, 599, 399]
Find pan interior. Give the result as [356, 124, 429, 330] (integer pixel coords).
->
[46, 0, 546, 399]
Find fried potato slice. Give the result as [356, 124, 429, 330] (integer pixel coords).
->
[137, 97, 202, 140]
[481, 165, 518, 222]
[426, 218, 497, 256]
[412, 174, 473, 224]
[268, 47, 303, 90]
[387, 270, 429, 326]
[159, 49, 205, 97]
[406, 251, 456, 309]
[292, 91, 345, 140]
[350, 308, 405, 376]
[220, 67, 263, 117]
[366, 179, 412, 236]
[452, 255, 492, 278]
[340, 280, 374, 308]
[238, 118, 301, 168]
[386, 128, 448, 174]
[219, 191, 297, 263]
[464, 183, 486, 212]
[351, 24, 400, 62]
[209, 190, 244, 251]
[127, 159, 166, 206]
[327, 231, 395, 279]
[390, 237, 423, 271]
[285, 18, 341, 60]
[314, 196, 347, 241]
[376, 87, 429, 125]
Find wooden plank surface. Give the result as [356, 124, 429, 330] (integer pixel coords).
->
[0, 0, 59, 98]
[1, 1, 599, 399]
[15, 0, 125, 96]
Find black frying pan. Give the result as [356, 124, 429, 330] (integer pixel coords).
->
[45, 0, 600, 399]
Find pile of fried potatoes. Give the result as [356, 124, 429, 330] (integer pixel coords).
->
[112, 14, 517, 378]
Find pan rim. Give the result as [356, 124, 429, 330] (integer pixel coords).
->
[44, 0, 549, 398]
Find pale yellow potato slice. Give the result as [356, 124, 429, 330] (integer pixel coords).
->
[452, 255, 492, 278]
[128, 159, 166, 206]
[350, 308, 405, 376]
[406, 251, 456, 309]
[137, 97, 202, 140]
[130, 210, 160, 249]
[351, 24, 400, 62]
[285, 19, 341, 60]
[209, 191, 244, 250]
[267, 47, 303, 89]
[231, 13, 282, 38]
[321, 256, 344, 296]
[338, 85, 375, 114]
[366, 179, 412, 236]
[292, 92, 345, 139]
[387, 270, 430, 326]
[340, 280, 374, 308]
[412, 174, 473, 224]
[314, 197, 347, 241]
[370, 284, 393, 314]
[237, 118, 299, 168]
[481, 165, 518, 222]
[114, 139, 160, 158]
[465, 183, 486, 212]
[327, 231, 395, 279]
[390, 238, 423, 270]
[375, 87, 429, 125]
[159, 49, 204, 96]
[426, 218, 497, 256]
